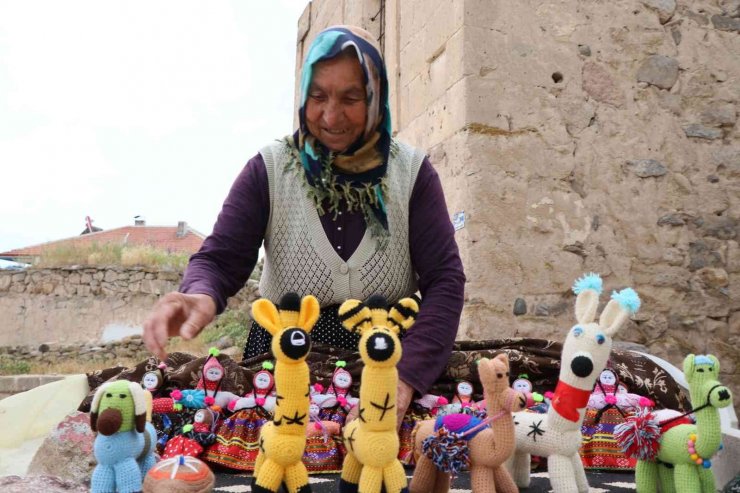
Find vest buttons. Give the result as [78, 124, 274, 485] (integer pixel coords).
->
[339, 264, 349, 275]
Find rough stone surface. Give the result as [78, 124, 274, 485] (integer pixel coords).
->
[683, 124, 724, 140]
[0, 476, 87, 493]
[719, 0, 740, 17]
[625, 159, 668, 178]
[513, 298, 527, 315]
[303, 0, 740, 417]
[641, 0, 676, 24]
[0, 268, 260, 346]
[701, 102, 737, 126]
[712, 14, 740, 32]
[582, 62, 624, 106]
[636, 55, 679, 89]
[27, 411, 95, 483]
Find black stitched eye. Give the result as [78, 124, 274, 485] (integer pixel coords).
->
[506, 372, 510, 377]
[106, 393, 112, 398]
[697, 369, 704, 373]
[119, 394, 127, 398]
[497, 373, 503, 378]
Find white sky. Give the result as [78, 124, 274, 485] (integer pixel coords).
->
[0, 0, 309, 253]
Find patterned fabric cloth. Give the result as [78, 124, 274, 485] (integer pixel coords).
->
[580, 407, 638, 471]
[296, 25, 392, 237]
[202, 408, 270, 471]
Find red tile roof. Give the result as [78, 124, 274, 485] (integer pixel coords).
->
[0, 223, 206, 257]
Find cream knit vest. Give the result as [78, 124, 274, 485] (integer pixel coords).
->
[259, 139, 424, 307]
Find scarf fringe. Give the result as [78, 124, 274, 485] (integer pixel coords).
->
[282, 137, 391, 248]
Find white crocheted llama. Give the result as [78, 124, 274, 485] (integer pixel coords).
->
[507, 273, 640, 493]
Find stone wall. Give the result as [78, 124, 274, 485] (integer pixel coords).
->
[297, 0, 740, 414]
[0, 267, 258, 346]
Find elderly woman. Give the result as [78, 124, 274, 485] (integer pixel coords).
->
[142, 25, 465, 421]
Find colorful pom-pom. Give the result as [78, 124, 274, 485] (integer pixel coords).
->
[262, 361, 274, 371]
[183, 424, 194, 433]
[208, 347, 220, 357]
[615, 408, 661, 460]
[336, 360, 347, 368]
[421, 428, 470, 477]
[611, 288, 641, 314]
[572, 273, 603, 295]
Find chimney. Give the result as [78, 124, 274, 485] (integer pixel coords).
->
[176, 221, 187, 238]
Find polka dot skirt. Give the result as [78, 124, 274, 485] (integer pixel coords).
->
[242, 304, 361, 360]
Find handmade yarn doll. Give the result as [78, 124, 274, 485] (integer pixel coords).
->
[437, 380, 477, 416]
[142, 362, 168, 395]
[202, 362, 277, 471]
[588, 368, 652, 412]
[312, 360, 359, 413]
[228, 361, 277, 412]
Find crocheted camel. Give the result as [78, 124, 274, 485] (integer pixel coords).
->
[251, 293, 320, 493]
[507, 273, 640, 493]
[337, 295, 419, 493]
[628, 353, 733, 493]
[90, 380, 158, 493]
[410, 353, 528, 493]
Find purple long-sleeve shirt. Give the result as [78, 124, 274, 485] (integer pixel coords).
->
[181, 152, 466, 396]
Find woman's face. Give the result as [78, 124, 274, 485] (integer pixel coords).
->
[305, 54, 367, 153]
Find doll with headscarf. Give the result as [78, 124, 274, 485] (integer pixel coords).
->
[227, 361, 277, 412]
[311, 360, 359, 425]
[588, 368, 653, 411]
[201, 361, 276, 471]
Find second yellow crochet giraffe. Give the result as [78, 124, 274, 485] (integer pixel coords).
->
[251, 293, 320, 493]
[338, 294, 419, 493]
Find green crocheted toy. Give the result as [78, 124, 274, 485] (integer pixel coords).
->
[631, 354, 733, 492]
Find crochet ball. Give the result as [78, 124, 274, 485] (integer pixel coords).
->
[143, 455, 215, 493]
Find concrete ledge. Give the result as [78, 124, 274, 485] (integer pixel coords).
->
[0, 375, 66, 398]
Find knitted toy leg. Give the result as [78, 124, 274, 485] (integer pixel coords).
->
[339, 451, 362, 493]
[91, 464, 115, 493]
[113, 457, 144, 493]
[547, 454, 578, 493]
[570, 453, 589, 493]
[284, 462, 311, 493]
[252, 458, 284, 493]
[635, 461, 659, 493]
[381, 459, 408, 493]
[674, 464, 701, 493]
[508, 451, 531, 488]
[253, 451, 266, 476]
[492, 465, 518, 493]
[697, 466, 715, 493]
[470, 465, 496, 493]
[658, 464, 675, 493]
[408, 454, 440, 493]
[358, 465, 384, 492]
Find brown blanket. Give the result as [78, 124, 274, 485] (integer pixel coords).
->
[78, 338, 690, 413]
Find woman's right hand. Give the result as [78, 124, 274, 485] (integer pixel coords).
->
[142, 292, 217, 360]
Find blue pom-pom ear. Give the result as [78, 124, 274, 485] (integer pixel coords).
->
[572, 273, 603, 295]
[611, 288, 641, 314]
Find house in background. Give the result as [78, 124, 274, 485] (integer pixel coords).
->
[0, 219, 206, 263]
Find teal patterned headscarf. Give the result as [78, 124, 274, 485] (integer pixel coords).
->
[292, 25, 392, 239]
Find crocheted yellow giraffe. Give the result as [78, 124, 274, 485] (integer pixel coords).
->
[251, 293, 320, 493]
[337, 294, 419, 493]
